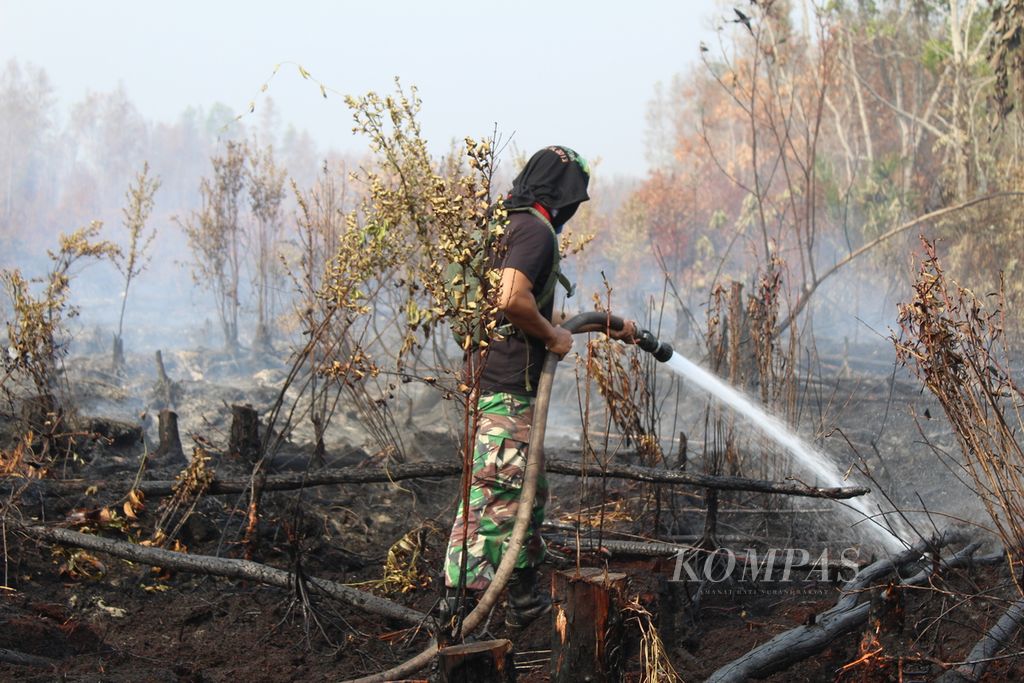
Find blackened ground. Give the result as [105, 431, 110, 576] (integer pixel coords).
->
[1, 342, 1020, 681]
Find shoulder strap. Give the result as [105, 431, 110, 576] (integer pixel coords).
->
[510, 207, 575, 308]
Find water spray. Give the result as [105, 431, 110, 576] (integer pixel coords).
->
[661, 353, 907, 552]
[562, 312, 904, 551]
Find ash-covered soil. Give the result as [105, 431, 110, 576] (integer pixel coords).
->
[1, 338, 1018, 681]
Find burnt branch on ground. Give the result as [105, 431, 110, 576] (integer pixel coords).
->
[3, 450, 872, 501]
[705, 528, 992, 682]
[15, 522, 429, 627]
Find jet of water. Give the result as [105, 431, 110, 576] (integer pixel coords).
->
[663, 352, 907, 553]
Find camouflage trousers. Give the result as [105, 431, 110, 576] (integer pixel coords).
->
[444, 392, 548, 590]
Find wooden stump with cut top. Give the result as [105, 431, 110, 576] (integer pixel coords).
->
[438, 638, 515, 682]
[228, 403, 260, 463]
[154, 409, 186, 466]
[551, 567, 629, 683]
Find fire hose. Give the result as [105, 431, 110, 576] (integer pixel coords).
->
[344, 312, 672, 683]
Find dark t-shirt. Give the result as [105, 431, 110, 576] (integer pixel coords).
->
[475, 210, 556, 396]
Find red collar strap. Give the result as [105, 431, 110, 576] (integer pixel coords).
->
[531, 202, 551, 221]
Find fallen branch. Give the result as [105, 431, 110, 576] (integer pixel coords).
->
[7, 461, 462, 498]
[16, 523, 427, 627]
[6, 450, 871, 500]
[937, 597, 1024, 682]
[545, 535, 686, 557]
[706, 529, 977, 682]
[545, 536, 889, 573]
[545, 458, 870, 499]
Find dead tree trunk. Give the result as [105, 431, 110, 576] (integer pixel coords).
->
[439, 639, 515, 683]
[154, 409, 186, 466]
[551, 567, 628, 683]
[936, 597, 1024, 682]
[229, 404, 260, 463]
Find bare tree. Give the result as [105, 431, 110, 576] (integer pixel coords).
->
[182, 141, 247, 352]
[246, 142, 286, 352]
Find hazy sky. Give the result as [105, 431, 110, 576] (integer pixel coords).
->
[1, 1, 724, 177]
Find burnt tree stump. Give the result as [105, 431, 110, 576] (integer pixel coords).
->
[154, 409, 186, 467]
[551, 567, 629, 683]
[676, 431, 688, 470]
[439, 639, 516, 682]
[152, 350, 181, 409]
[229, 404, 261, 463]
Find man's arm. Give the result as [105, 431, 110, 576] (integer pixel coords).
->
[497, 266, 573, 357]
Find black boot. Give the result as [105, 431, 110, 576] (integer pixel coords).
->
[438, 588, 478, 641]
[439, 588, 477, 621]
[505, 567, 551, 628]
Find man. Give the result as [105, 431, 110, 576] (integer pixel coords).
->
[443, 146, 637, 629]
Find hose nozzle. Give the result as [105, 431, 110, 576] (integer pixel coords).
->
[636, 329, 674, 363]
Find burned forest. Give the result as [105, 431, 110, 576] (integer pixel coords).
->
[6, 2, 1024, 682]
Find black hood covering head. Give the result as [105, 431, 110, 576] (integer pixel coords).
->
[505, 146, 590, 230]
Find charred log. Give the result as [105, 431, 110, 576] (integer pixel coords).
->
[4, 452, 873, 500]
[6, 461, 462, 499]
[936, 597, 1024, 682]
[544, 457, 871, 499]
[706, 530, 978, 682]
[545, 535, 685, 558]
[17, 523, 427, 627]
